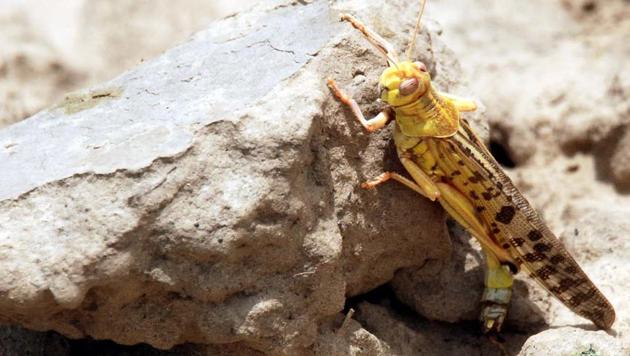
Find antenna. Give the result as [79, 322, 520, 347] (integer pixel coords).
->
[406, 0, 427, 61]
[340, 14, 399, 67]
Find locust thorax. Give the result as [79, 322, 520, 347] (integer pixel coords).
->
[379, 61, 431, 107]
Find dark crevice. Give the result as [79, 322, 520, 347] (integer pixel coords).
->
[343, 284, 427, 327]
[66, 338, 161, 356]
[489, 139, 516, 168]
[342, 283, 536, 355]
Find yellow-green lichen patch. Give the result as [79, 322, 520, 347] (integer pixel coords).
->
[59, 87, 123, 115]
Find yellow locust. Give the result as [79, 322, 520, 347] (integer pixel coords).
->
[327, 1, 615, 333]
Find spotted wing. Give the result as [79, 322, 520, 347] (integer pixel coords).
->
[441, 119, 615, 329]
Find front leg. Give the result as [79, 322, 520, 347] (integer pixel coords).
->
[438, 91, 478, 112]
[327, 79, 391, 132]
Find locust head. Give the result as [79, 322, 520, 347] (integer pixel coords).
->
[339, 1, 430, 108]
[379, 61, 431, 107]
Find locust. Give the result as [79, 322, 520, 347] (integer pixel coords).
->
[327, 0, 615, 333]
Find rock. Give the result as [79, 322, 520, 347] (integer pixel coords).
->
[519, 327, 624, 356]
[352, 301, 531, 356]
[0, 0, 467, 353]
[0, 0, 256, 130]
[314, 316, 391, 356]
[0, 326, 68, 356]
[392, 223, 483, 323]
[393, 222, 549, 331]
[76, 0, 245, 82]
[610, 126, 630, 189]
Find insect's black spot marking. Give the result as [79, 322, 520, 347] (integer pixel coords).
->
[569, 288, 597, 307]
[457, 160, 465, 166]
[569, 295, 586, 307]
[558, 278, 576, 291]
[536, 265, 557, 280]
[551, 284, 569, 295]
[511, 237, 525, 247]
[496, 182, 503, 190]
[528, 230, 543, 241]
[451, 170, 461, 177]
[502, 243, 510, 249]
[560, 278, 586, 293]
[506, 195, 513, 202]
[482, 192, 493, 200]
[431, 163, 438, 171]
[596, 301, 608, 308]
[492, 228, 501, 234]
[490, 222, 497, 227]
[495, 206, 516, 224]
[468, 171, 485, 184]
[533, 243, 551, 253]
[469, 191, 480, 200]
[476, 206, 486, 212]
[550, 254, 565, 264]
[565, 265, 578, 274]
[523, 252, 546, 262]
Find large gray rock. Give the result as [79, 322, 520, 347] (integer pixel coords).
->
[519, 327, 624, 356]
[0, 0, 457, 353]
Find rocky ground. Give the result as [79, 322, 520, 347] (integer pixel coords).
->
[0, 0, 628, 355]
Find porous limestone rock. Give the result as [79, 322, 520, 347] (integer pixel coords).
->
[0, 0, 464, 353]
[519, 327, 624, 356]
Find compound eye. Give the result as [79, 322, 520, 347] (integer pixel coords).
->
[414, 61, 427, 72]
[399, 78, 419, 96]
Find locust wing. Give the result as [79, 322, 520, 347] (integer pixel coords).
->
[442, 119, 615, 329]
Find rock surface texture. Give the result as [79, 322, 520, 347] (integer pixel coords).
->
[1, 0, 629, 355]
[1, 0, 452, 354]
